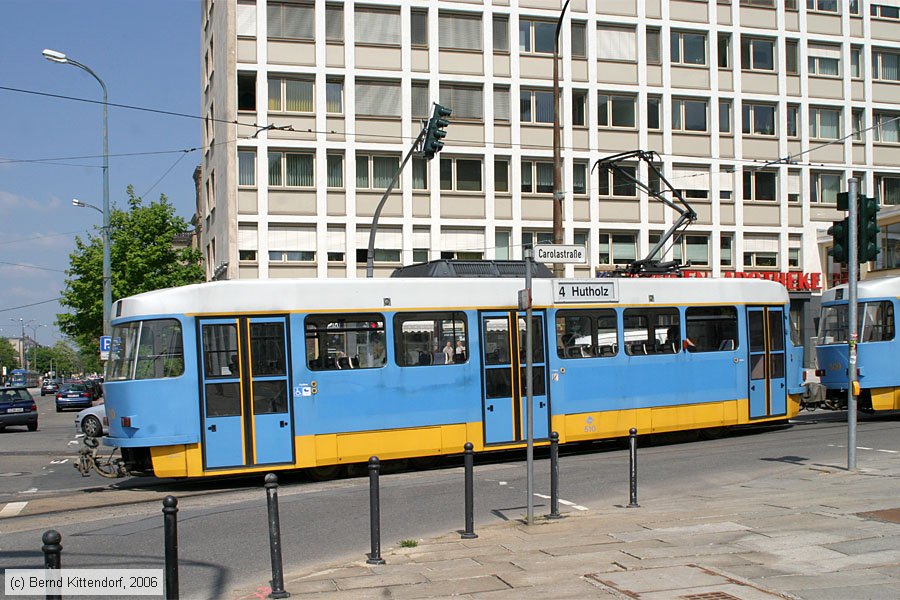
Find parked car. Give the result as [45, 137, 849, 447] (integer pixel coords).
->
[79, 379, 101, 401]
[40, 379, 60, 396]
[55, 383, 93, 412]
[87, 377, 104, 398]
[75, 404, 107, 437]
[0, 386, 38, 432]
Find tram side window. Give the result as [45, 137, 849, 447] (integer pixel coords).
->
[393, 312, 467, 367]
[203, 323, 239, 378]
[556, 309, 618, 358]
[306, 314, 386, 370]
[623, 308, 679, 355]
[685, 306, 739, 352]
[860, 301, 895, 342]
[108, 319, 184, 381]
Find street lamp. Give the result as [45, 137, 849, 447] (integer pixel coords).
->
[27, 324, 46, 376]
[44, 48, 111, 338]
[10, 318, 35, 370]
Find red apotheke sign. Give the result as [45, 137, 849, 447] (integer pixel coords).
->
[681, 270, 822, 291]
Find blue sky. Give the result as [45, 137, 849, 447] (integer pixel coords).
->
[1, 0, 201, 348]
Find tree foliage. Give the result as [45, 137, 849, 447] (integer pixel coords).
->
[0, 338, 20, 373]
[58, 186, 204, 363]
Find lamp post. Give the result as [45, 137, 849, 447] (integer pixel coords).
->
[10, 318, 34, 370]
[44, 49, 111, 338]
[552, 1, 571, 277]
[27, 324, 46, 377]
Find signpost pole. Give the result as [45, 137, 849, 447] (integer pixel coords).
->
[847, 178, 858, 471]
[524, 248, 534, 526]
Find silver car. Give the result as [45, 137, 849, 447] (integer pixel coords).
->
[74, 404, 107, 437]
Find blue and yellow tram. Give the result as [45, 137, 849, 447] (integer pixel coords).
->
[101, 276, 803, 478]
[816, 276, 900, 411]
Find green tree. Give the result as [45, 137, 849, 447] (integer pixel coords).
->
[0, 338, 20, 376]
[58, 186, 204, 361]
[33, 341, 80, 378]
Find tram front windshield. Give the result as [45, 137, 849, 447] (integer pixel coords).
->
[107, 319, 185, 381]
[818, 301, 895, 345]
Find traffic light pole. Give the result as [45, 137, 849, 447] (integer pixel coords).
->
[366, 125, 428, 278]
[847, 178, 858, 471]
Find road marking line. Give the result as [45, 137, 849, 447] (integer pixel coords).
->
[0, 502, 27, 517]
[876, 449, 899, 454]
[67, 440, 79, 446]
[20, 488, 38, 494]
[49, 459, 69, 465]
[534, 493, 588, 511]
[828, 443, 897, 453]
[857, 446, 873, 450]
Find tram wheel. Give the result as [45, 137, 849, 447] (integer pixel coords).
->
[699, 427, 726, 440]
[306, 464, 345, 481]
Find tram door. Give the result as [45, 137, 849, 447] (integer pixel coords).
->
[747, 307, 787, 419]
[199, 317, 294, 469]
[480, 311, 550, 445]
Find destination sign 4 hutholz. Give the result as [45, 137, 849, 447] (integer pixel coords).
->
[554, 280, 619, 303]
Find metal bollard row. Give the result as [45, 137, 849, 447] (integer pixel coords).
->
[264, 474, 290, 598]
[628, 428, 640, 508]
[162, 496, 180, 600]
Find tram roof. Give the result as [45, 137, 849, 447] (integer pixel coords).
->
[821, 275, 900, 303]
[113, 277, 788, 320]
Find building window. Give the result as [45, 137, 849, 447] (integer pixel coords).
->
[788, 171, 802, 203]
[672, 98, 708, 132]
[356, 80, 401, 117]
[598, 94, 636, 128]
[787, 104, 800, 137]
[411, 9, 428, 47]
[852, 109, 864, 141]
[521, 160, 554, 194]
[851, 46, 863, 78]
[439, 84, 483, 120]
[810, 172, 841, 204]
[571, 21, 586, 58]
[493, 86, 510, 122]
[522, 230, 554, 251]
[874, 112, 900, 143]
[440, 157, 483, 191]
[871, 3, 900, 19]
[809, 107, 841, 140]
[412, 81, 430, 119]
[572, 90, 587, 126]
[573, 162, 588, 195]
[439, 12, 482, 51]
[719, 100, 732, 134]
[410, 157, 427, 190]
[355, 7, 400, 46]
[670, 166, 710, 200]
[718, 33, 731, 68]
[238, 224, 258, 262]
[238, 150, 256, 186]
[808, 44, 841, 77]
[493, 15, 509, 52]
[743, 240, 778, 269]
[495, 158, 509, 192]
[740, 37, 775, 71]
[876, 174, 900, 206]
[520, 89, 553, 124]
[785, 40, 799, 74]
[743, 170, 777, 201]
[720, 168, 734, 201]
[721, 234, 733, 268]
[268, 225, 316, 263]
[807, 0, 839, 12]
[598, 233, 637, 265]
[648, 95, 662, 130]
[268, 77, 314, 113]
[267, 1, 314, 40]
[876, 222, 900, 269]
[678, 235, 711, 266]
[237, 2, 257, 37]
[327, 154, 344, 189]
[597, 25, 636, 61]
[646, 28, 661, 64]
[356, 155, 400, 189]
[742, 103, 776, 136]
[597, 166, 637, 197]
[519, 18, 555, 54]
[671, 31, 707, 65]
[789, 236, 801, 269]
[238, 72, 256, 111]
[873, 50, 900, 82]
[268, 152, 314, 188]
[326, 79, 343, 114]
[325, 3, 343, 42]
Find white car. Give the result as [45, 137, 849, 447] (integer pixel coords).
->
[75, 404, 107, 437]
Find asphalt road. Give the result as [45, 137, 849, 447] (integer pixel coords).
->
[1, 409, 897, 599]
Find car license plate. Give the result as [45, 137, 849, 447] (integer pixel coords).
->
[67, 394, 80, 398]
[7, 407, 24, 413]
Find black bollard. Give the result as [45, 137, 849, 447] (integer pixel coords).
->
[627, 428, 640, 508]
[366, 457, 385, 565]
[461, 442, 477, 539]
[162, 496, 180, 600]
[264, 474, 290, 599]
[548, 431, 561, 519]
[41, 530, 62, 600]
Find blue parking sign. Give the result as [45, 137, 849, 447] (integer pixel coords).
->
[100, 336, 111, 352]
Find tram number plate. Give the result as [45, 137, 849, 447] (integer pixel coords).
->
[554, 281, 618, 303]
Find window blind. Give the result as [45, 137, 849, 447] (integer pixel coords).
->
[439, 84, 483, 120]
[494, 87, 510, 121]
[493, 15, 509, 51]
[356, 229, 403, 249]
[327, 228, 346, 252]
[268, 225, 316, 251]
[237, 3, 257, 37]
[238, 224, 258, 250]
[439, 13, 483, 50]
[356, 81, 401, 117]
[743, 235, 779, 253]
[325, 4, 343, 41]
[598, 25, 636, 61]
[670, 167, 710, 190]
[412, 82, 430, 118]
[355, 8, 401, 45]
[808, 44, 841, 59]
[441, 229, 485, 252]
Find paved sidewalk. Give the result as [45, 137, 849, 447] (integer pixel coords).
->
[235, 451, 900, 600]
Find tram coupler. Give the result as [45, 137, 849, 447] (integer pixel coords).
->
[74, 435, 127, 479]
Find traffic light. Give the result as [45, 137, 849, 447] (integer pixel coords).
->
[858, 195, 880, 263]
[828, 217, 850, 264]
[421, 104, 451, 160]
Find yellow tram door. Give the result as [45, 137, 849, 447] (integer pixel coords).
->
[199, 316, 295, 470]
[747, 307, 787, 419]
[480, 311, 550, 445]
